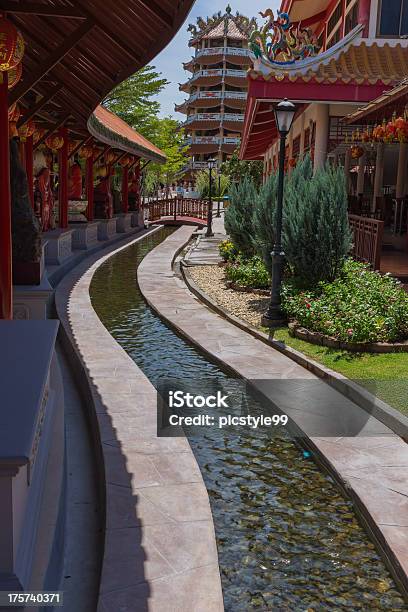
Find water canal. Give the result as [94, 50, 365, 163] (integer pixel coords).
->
[90, 227, 406, 611]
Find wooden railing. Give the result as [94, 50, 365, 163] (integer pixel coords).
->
[349, 214, 384, 271]
[145, 198, 209, 223]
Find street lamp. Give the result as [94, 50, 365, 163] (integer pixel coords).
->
[206, 158, 217, 237]
[262, 98, 297, 328]
[216, 169, 222, 217]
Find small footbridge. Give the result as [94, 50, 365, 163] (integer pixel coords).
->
[144, 198, 209, 228]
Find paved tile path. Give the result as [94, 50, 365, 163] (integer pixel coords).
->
[138, 225, 408, 595]
[184, 216, 226, 267]
[55, 228, 223, 612]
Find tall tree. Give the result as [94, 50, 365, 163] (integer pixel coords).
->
[222, 148, 264, 188]
[102, 66, 169, 141]
[146, 117, 188, 193]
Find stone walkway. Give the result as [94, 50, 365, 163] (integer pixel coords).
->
[55, 227, 223, 612]
[138, 225, 408, 595]
[183, 215, 226, 267]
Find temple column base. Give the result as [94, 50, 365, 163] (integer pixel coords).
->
[131, 210, 144, 227]
[116, 213, 132, 233]
[70, 222, 99, 250]
[44, 229, 73, 266]
[97, 218, 117, 241]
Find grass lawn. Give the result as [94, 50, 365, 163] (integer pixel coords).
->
[269, 328, 408, 416]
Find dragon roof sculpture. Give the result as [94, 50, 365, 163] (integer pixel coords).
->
[249, 9, 320, 65]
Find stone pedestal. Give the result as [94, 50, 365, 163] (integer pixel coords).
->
[44, 229, 73, 265]
[13, 243, 46, 286]
[70, 222, 99, 250]
[131, 210, 144, 228]
[97, 218, 117, 241]
[0, 321, 62, 592]
[116, 213, 132, 233]
[13, 275, 53, 320]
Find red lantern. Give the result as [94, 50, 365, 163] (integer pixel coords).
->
[45, 134, 64, 151]
[8, 102, 20, 123]
[119, 155, 131, 167]
[33, 127, 46, 145]
[68, 140, 79, 156]
[288, 157, 297, 168]
[7, 60, 22, 89]
[0, 17, 25, 71]
[104, 150, 116, 164]
[351, 145, 364, 159]
[79, 144, 94, 159]
[18, 118, 36, 141]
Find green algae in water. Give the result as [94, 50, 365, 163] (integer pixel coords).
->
[90, 227, 407, 611]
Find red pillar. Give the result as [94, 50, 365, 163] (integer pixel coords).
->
[122, 166, 129, 214]
[58, 127, 68, 228]
[134, 160, 141, 209]
[25, 135, 34, 208]
[358, 0, 371, 37]
[86, 154, 94, 221]
[0, 71, 12, 320]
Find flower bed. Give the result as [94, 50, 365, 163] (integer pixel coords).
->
[282, 260, 408, 346]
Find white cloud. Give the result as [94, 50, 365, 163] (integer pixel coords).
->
[152, 1, 281, 118]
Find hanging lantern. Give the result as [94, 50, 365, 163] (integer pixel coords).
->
[8, 102, 20, 123]
[45, 134, 64, 151]
[119, 155, 131, 167]
[33, 127, 46, 145]
[0, 17, 25, 71]
[7, 60, 22, 89]
[18, 118, 36, 141]
[79, 144, 94, 159]
[68, 140, 79, 156]
[96, 165, 108, 178]
[288, 157, 297, 168]
[104, 150, 116, 164]
[9, 121, 18, 138]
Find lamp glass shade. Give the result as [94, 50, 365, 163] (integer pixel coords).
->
[274, 99, 296, 135]
[207, 158, 217, 169]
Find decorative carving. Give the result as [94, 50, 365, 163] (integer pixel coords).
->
[10, 139, 42, 263]
[249, 9, 320, 64]
[13, 304, 29, 320]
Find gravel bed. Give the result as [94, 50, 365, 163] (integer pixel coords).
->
[188, 265, 269, 328]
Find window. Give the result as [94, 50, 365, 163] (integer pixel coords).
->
[345, 2, 359, 34]
[378, 0, 408, 36]
[327, 2, 342, 38]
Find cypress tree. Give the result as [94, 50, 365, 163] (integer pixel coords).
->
[252, 172, 277, 272]
[224, 176, 257, 258]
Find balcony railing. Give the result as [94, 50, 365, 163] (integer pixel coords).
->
[184, 90, 247, 104]
[184, 112, 245, 125]
[184, 161, 217, 171]
[185, 136, 241, 146]
[196, 47, 251, 58]
[188, 68, 247, 82]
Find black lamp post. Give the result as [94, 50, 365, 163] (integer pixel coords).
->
[262, 98, 296, 328]
[206, 158, 217, 237]
[216, 169, 222, 217]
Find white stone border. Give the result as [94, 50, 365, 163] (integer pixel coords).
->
[54, 227, 224, 612]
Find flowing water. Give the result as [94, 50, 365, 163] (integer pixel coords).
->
[90, 227, 406, 611]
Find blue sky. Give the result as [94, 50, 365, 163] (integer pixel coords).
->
[153, 0, 281, 118]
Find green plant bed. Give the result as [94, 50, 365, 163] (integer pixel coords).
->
[271, 327, 408, 416]
[225, 255, 270, 290]
[282, 260, 408, 345]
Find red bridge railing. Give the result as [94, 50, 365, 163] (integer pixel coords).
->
[144, 198, 209, 223]
[349, 214, 384, 271]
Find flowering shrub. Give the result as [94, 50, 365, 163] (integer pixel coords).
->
[225, 255, 270, 289]
[219, 239, 239, 262]
[281, 260, 408, 344]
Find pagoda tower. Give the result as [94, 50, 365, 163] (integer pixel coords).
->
[176, 6, 255, 181]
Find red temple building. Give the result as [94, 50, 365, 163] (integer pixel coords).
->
[240, 0, 408, 277]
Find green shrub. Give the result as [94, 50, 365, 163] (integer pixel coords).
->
[252, 172, 277, 273]
[282, 259, 408, 343]
[195, 170, 230, 199]
[224, 177, 257, 258]
[225, 255, 270, 289]
[284, 158, 351, 286]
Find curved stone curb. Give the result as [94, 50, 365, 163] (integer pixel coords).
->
[54, 227, 224, 612]
[138, 226, 408, 600]
[181, 264, 408, 441]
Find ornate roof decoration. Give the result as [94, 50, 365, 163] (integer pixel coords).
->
[249, 24, 408, 86]
[249, 9, 320, 64]
[188, 6, 257, 46]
